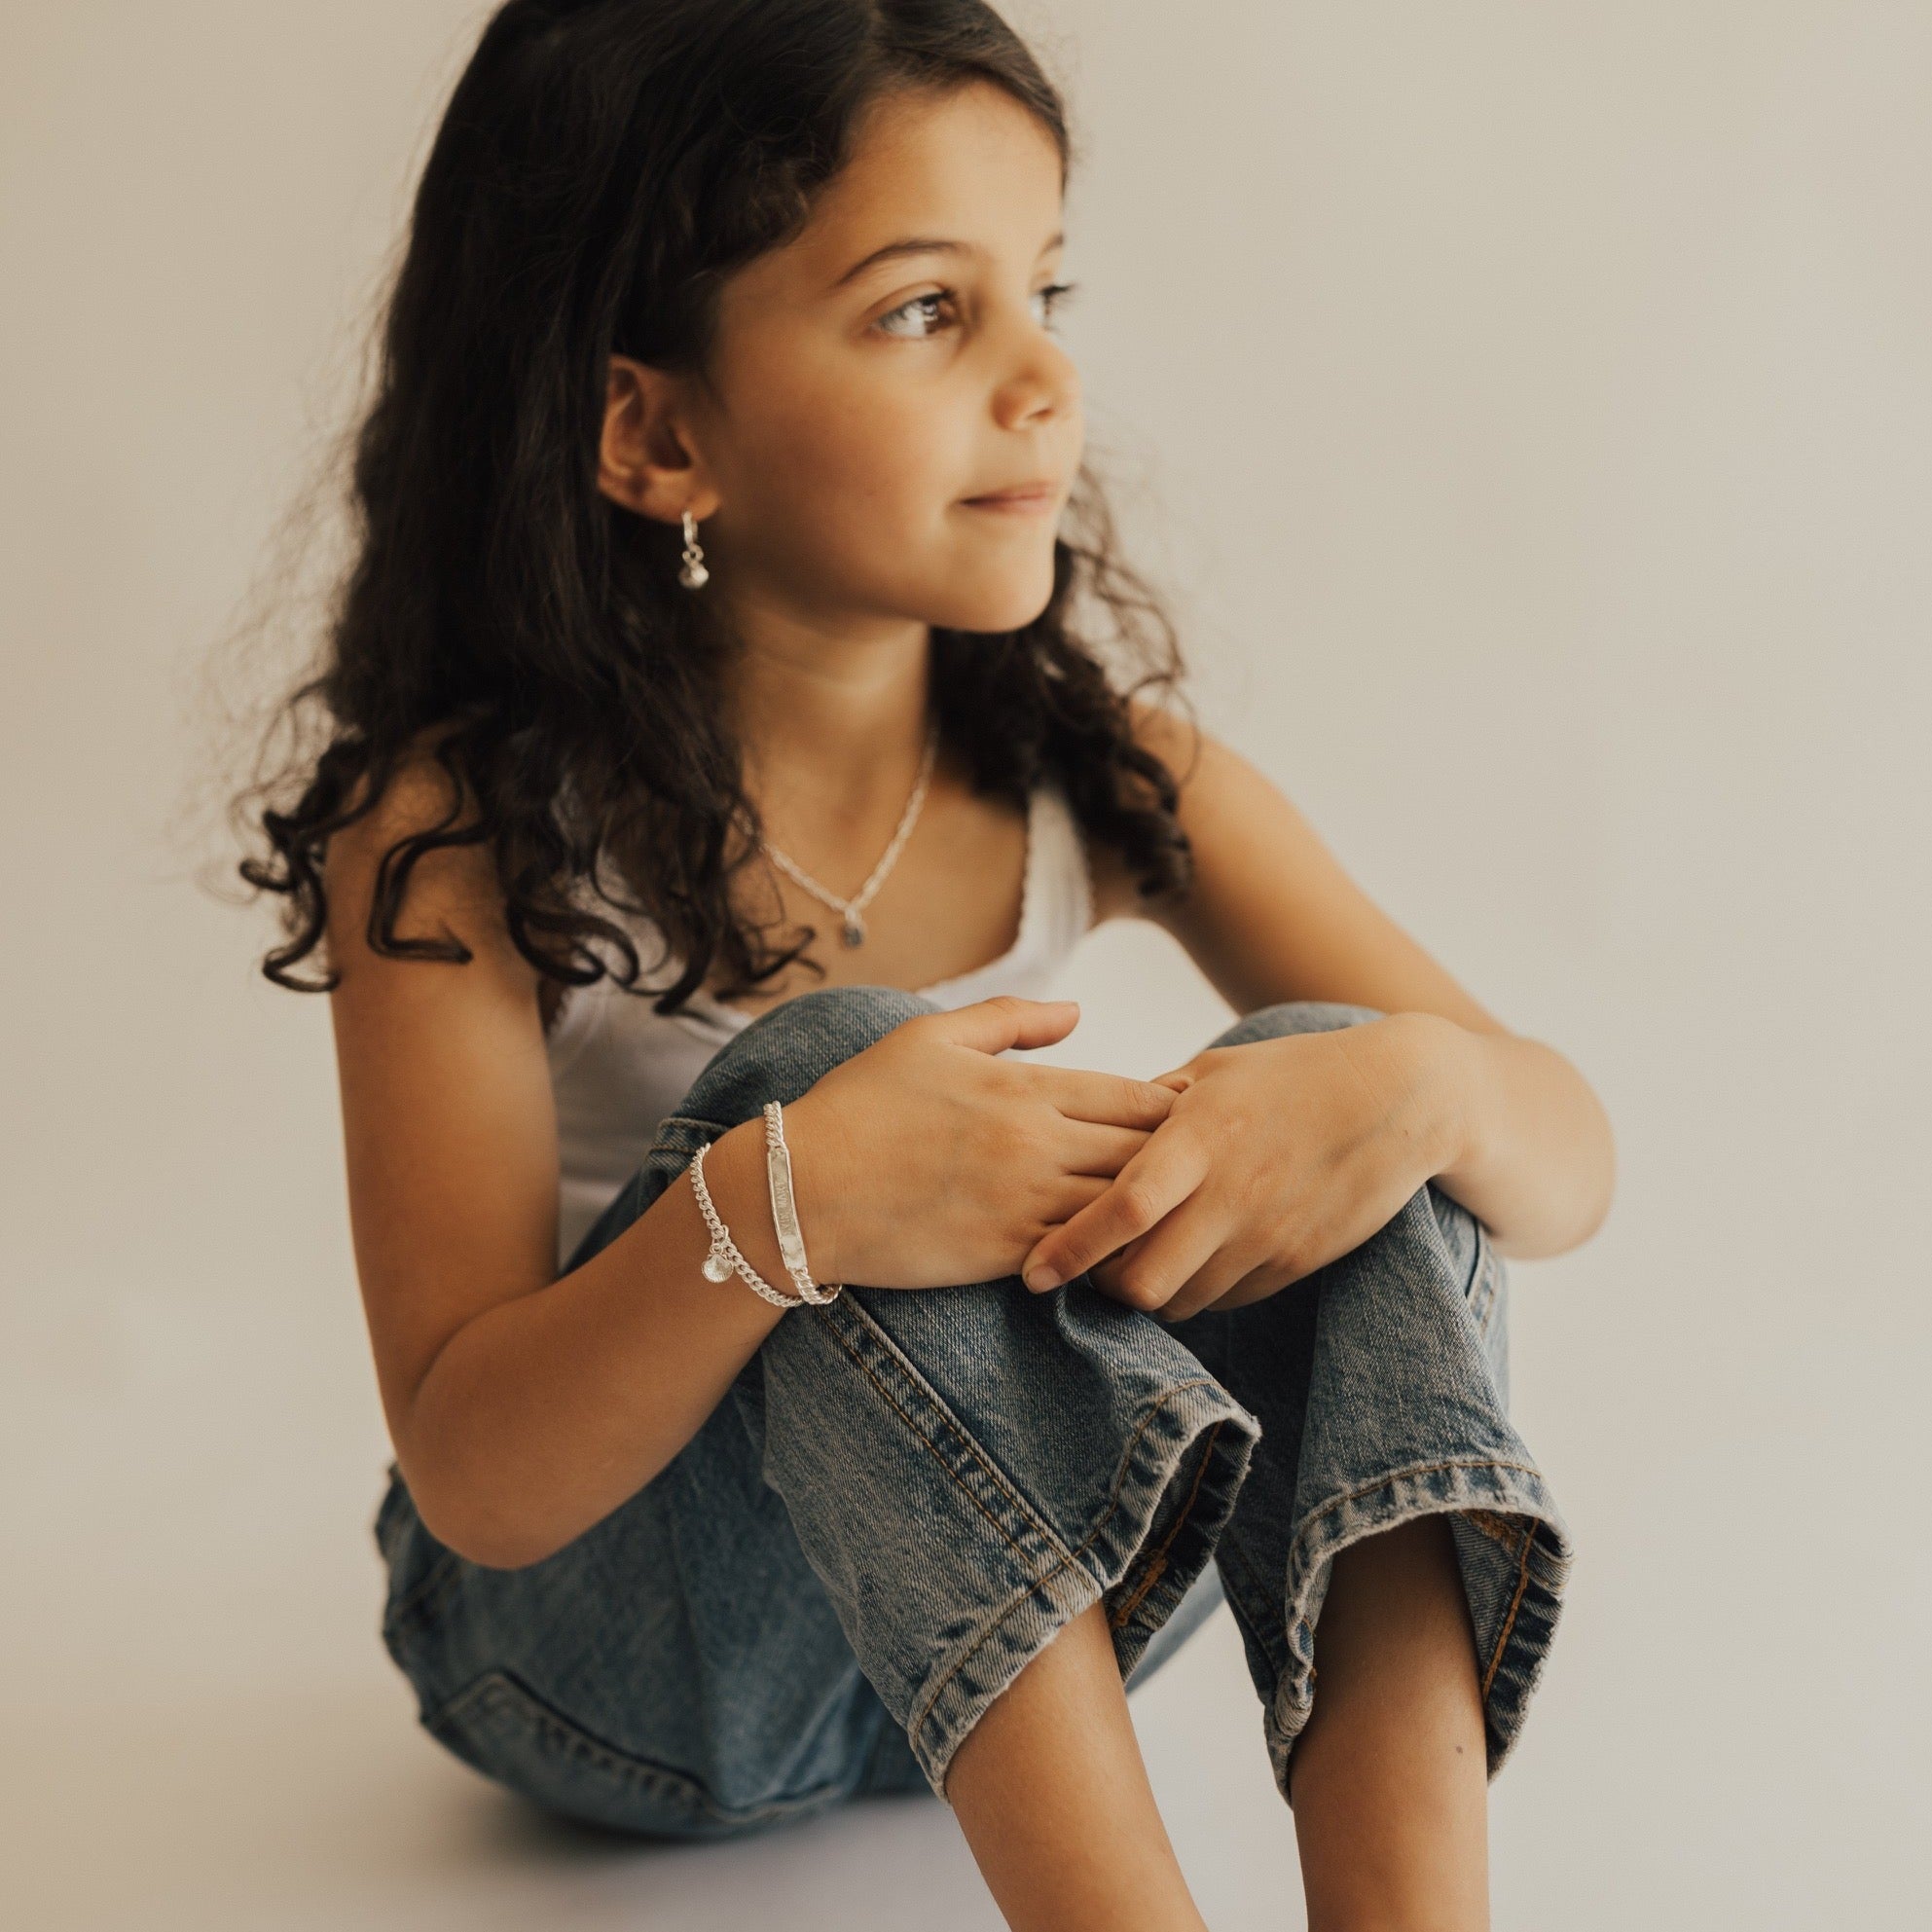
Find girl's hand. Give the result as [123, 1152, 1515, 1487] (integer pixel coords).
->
[784, 997, 1182, 1292]
[1016, 1014, 1464, 1321]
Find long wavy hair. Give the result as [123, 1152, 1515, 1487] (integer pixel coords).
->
[230, 0, 1198, 1016]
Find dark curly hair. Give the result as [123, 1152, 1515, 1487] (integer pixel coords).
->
[229, 0, 1198, 1017]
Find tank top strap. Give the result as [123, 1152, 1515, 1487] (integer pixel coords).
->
[1036, 777, 1097, 947]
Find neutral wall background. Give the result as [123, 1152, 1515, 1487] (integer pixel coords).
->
[3, 4, 1925, 1927]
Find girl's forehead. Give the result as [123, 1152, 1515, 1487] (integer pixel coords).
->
[746, 89, 1066, 303]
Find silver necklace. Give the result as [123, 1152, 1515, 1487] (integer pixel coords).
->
[752, 721, 940, 948]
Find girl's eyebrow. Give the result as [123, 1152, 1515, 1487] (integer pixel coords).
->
[827, 229, 1066, 292]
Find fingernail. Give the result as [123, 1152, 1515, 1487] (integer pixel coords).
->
[1024, 1265, 1063, 1294]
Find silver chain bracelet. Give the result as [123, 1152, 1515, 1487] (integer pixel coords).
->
[687, 1101, 843, 1309]
[757, 1100, 842, 1303]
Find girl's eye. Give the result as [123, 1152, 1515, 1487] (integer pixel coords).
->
[875, 290, 957, 341]
[1034, 280, 1079, 330]
[873, 280, 1081, 341]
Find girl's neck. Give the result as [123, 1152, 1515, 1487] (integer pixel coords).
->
[723, 617, 939, 826]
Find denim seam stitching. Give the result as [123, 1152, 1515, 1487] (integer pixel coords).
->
[1280, 1455, 1552, 1721]
[817, 1301, 1054, 1566]
[1461, 1508, 1528, 1554]
[1479, 1517, 1540, 1703]
[1293, 1455, 1548, 1543]
[830, 1290, 1237, 1586]
[908, 1385, 1229, 1760]
[433, 1667, 849, 1827]
[1107, 1416, 1227, 1630]
[906, 1378, 1239, 1758]
[1262, 1457, 1560, 1780]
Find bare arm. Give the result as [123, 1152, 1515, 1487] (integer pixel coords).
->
[1096, 702, 1615, 1259]
[406, 1114, 831, 1567]
[332, 744, 1182, 1567]
[325, 756, 846, 1570]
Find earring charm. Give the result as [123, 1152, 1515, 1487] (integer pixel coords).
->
[678, 509, 711, 590]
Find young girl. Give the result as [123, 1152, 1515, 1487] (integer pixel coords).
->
[237, 4, 1608, 1926]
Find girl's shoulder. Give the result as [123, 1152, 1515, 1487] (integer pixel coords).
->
[319, 726, 534, 1000]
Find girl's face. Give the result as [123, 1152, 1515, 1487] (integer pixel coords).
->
[625, 82, 1083, 639]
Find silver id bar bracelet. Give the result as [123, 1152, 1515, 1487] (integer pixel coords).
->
[688, 1138, 808, 1309]
[762, 1100, 842, 1304]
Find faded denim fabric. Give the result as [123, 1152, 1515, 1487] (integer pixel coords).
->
[373, 991, 1575, 1839]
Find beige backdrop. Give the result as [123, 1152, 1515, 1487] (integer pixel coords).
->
[3, 4, 1925, 1927]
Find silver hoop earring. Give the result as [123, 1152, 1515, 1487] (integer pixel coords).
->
[678, 509, 711, 591]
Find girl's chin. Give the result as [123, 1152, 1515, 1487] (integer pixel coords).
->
[933, 582, 1058, 634]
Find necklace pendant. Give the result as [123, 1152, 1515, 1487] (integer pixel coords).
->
[841, 911, 866, 948]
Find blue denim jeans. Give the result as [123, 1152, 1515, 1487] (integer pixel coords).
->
[372, 992, 1574, 1840]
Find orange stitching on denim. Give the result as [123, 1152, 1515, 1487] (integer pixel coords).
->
[817, 1306, 1037, 1564]
[1480, 1520, 1538, 1706]
[909, 1521, 1096, 1758]
[1035, 1381, 1229, 1579]
[1461, 1507, 1527, 1554]
[1286, 1463, 1549, 1722]
[827, 1285, 1234, 1579]
[908, 1380, 1239, 1754]
[1300, 1457, 1547, 1535]
[1109, 1417, 1226, 1631]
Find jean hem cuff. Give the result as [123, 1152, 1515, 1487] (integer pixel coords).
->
[906, 1374, 1262, 1804]
[1261, 1457, 1576, 1805]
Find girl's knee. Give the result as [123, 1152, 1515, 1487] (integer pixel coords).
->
[688, 983, 933, 1115]
[1210, 997, 1387, 1050]
[734, 982, 932, 1053]
[1197, 997, 1483, 1283]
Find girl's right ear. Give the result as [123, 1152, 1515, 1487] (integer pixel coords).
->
[597, 354, 717, 525]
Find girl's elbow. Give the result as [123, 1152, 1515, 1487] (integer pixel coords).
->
[407, 1439, 677, 1572]
[396, 1440, 552, 1572]
[414, 1479, 554, 1572]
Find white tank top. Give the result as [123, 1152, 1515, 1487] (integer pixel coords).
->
[544, 779, 1098, 1269]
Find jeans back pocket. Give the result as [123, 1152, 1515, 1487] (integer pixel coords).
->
[421, 1666, 851, 1841]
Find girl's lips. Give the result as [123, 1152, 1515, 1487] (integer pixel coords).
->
[960, 487, 1059, 514]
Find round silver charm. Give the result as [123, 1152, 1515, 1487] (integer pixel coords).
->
[701, 1248, 734, 1282]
